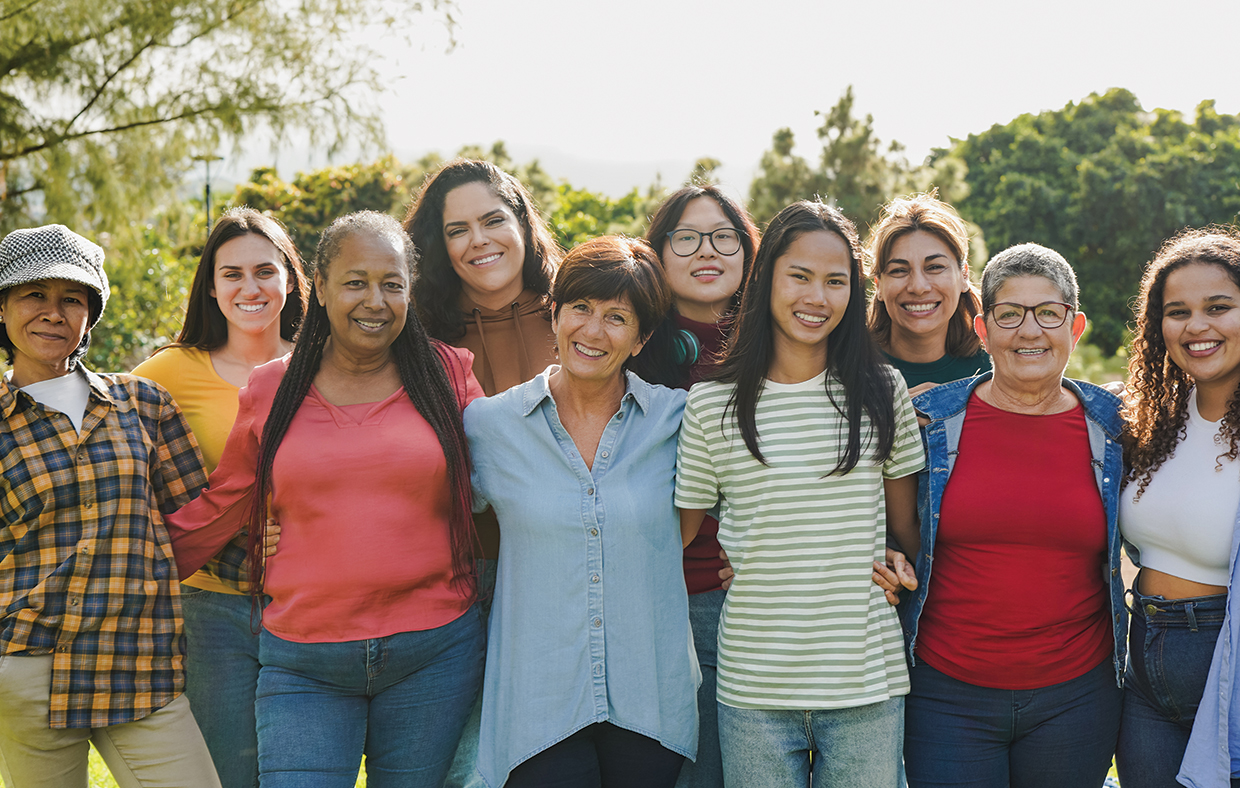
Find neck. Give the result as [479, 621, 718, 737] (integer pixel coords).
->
[10, 359, 73, 389]
[978, 375, 1073, 414]
[218, 326, 291, 370]
[767, 338, 828, 384]
[320, 339, 395, 378]
[677, 300, 729, 325]
[548, 367, 627, 417]
[886, 327, 947, 364]
[463, 280, 525, 312]
[1195, 380, 1235, 422]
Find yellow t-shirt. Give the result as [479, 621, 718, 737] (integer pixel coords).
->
[133, 347, 246, 594]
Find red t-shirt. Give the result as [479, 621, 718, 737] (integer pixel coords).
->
[914, 393, 1112, 689]
[677, 313, 729, 594]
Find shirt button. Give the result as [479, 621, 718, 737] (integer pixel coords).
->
[593, 618, 602, 627]
[69, 597, 79, 606]
[593, 663, 604, 676]
[616, 413, 624, 420]
[1103, 477, 1110, 483]
[601, 451, 609, 458]
[591, 574, 600, 583]
[57, 645, 68, 653]
[590, 528, 599, 537]
[587, 488, 594, 495]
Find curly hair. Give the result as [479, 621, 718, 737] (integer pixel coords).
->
[1123, 226, 1240, 498]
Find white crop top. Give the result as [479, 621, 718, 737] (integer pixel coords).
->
[9, 367, 90, 433]
[1120, 392, 1239, 586]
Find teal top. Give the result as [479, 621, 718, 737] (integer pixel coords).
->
[882, 349, 991, 389]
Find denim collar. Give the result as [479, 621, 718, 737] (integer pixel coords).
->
[520, 366, 652, 417]
[913, 371, 1123, 438]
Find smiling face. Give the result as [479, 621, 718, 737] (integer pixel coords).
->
[975, 275, 1086, 391]
[442, 181, 527, 310]
[552, 296, 646, 387]
[0, 278, 93, 386]
[660, 197, 745, 324]
[314, 232, 410, 362]
[1161, 262, 1240, 398]
[875, 229, 969, 350]
[769, 230, 852, 369]
[210, 233, 292, 339]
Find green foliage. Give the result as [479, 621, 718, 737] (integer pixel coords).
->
[1066, 321, 1129, 385]
[686, 157, 723, 186]
[547, 182, 667, 249]
[0, 0, 453, 235]
[230, 155, 429, 264]
[747, 86, 919, 227]
[947, 89, 1240, 354]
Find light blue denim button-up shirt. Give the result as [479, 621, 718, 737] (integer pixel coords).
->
[901, 372, 1128, 686]
[464, 368, 699, 788]
[1178, 499, 1240, 788]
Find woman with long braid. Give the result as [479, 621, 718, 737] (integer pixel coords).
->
[165, 211, 485, 788]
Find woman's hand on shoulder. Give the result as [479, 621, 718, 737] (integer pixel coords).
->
[263, 517, 280, 559]
[873, 548, 917, 606]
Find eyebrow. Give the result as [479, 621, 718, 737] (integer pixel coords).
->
[444, 209, 505, 229]
[885, 252, 951, 266]
[1164, 294, 1237, 307]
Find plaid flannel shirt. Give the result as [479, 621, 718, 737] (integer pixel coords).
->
[1, 370, 207, 728]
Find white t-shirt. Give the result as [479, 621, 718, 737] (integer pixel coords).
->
[1121, 391, 1239, 587]
[10, 367, 90, 433]
[675, 369, 925, 710]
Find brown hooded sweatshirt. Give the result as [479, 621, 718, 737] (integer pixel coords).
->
[455, 289, 557, 398]
[452, 289, 557, 559]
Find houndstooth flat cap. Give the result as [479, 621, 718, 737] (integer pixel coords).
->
[0, 225, 109, 324]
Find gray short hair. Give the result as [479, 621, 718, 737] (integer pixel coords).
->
[980, 243, 1078, 312]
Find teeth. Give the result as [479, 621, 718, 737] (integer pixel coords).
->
[356, 319, 384, 329]
[794, 312, 827, 324]
[1016, 349, 1046, 355]
[902, 303, 938, 313]
[574, 343, 605, 357]
[692, 268, 723, 278]
[236, 303, 265, 313]
[471, 253, 501, 265]
[1189, 341, 1221, 351]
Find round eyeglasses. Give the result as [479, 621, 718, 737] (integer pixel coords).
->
[989, 301, 1075, 329]
[665, 227, 742, 257]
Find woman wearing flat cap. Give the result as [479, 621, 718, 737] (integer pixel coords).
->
[0, 225, 222, 788]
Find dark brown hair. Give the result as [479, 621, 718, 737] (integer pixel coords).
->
[175, 208, 308, 349]
[1124, 226, 1240, 497]
[551, 236, 671, 346]
[866, 192, 982, 358]
[404, 160, 559, 340]
[716, 201, 898, 473]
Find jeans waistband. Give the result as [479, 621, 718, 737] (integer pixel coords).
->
[1126, 588, 1227, 631]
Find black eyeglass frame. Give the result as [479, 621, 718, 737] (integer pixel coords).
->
[987, 301, 1076, 330]
[664, 228, 742, 257]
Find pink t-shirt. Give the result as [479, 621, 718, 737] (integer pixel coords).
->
[167, 344, 483, 642]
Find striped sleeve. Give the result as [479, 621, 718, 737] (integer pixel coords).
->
[674, 385, 719, 511]
[883, 373, 925, 479]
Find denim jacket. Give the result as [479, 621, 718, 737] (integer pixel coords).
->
[900, 372, 1128, 687]
[1178, 498, 1240, 788]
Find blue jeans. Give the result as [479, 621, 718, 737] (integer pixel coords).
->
[904, 658, 1121, 788]
[717, 698, 903, 788]
[1116, 590, 1227, 788]
[255, 608, 484, 788]
[444, 560, 496, 788]
[179, 585, 262, 788]
[675, 588, 724, 788]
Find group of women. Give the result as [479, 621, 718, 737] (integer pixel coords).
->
[1, 157, 1238, 788]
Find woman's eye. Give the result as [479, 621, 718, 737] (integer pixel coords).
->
[885, 267, 908, 278]
[445, 228, 465, 239]
[486, 216, 505, 227]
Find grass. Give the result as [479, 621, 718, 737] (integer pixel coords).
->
[86, 747, 368, 787]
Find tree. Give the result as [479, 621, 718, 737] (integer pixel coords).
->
[0, 0, 454, 234]
[747, 87, 915, 228]
[947, 89, 1240, 354]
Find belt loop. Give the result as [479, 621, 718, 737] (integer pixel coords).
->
[1185, 601, 1199, 633]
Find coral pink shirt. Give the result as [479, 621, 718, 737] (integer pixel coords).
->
[167, 346, 483, 642]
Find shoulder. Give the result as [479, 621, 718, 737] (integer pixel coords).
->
[131, 346, 200, 379]
[89, 370, 172, 404]
[464, 375, 536, 426]
[913, 372, 988, 419]
[1064, 377, 1123, 432]
[685, 379, 733, 408]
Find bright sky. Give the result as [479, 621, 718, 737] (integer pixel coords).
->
[246, 0, 1240, 201]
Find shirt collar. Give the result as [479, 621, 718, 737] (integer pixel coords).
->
[1, 366, 113, 420]
[520, 367, 652, 417]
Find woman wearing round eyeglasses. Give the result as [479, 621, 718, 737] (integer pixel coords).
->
[629, 185, 758, 788]
[887, 243, 1127, 788]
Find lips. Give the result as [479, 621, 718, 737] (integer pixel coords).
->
[235, 302, 267, 313]
[692, 266, 724, 280]
[468, 252, 502, 267]
[901, 302, 940, 314]
[572, 342, 605, 358]
[353, 317, 388, 332]
[794, 311, 827, 325]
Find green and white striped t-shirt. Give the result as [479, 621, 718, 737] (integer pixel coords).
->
[674, 369, 924, 710]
